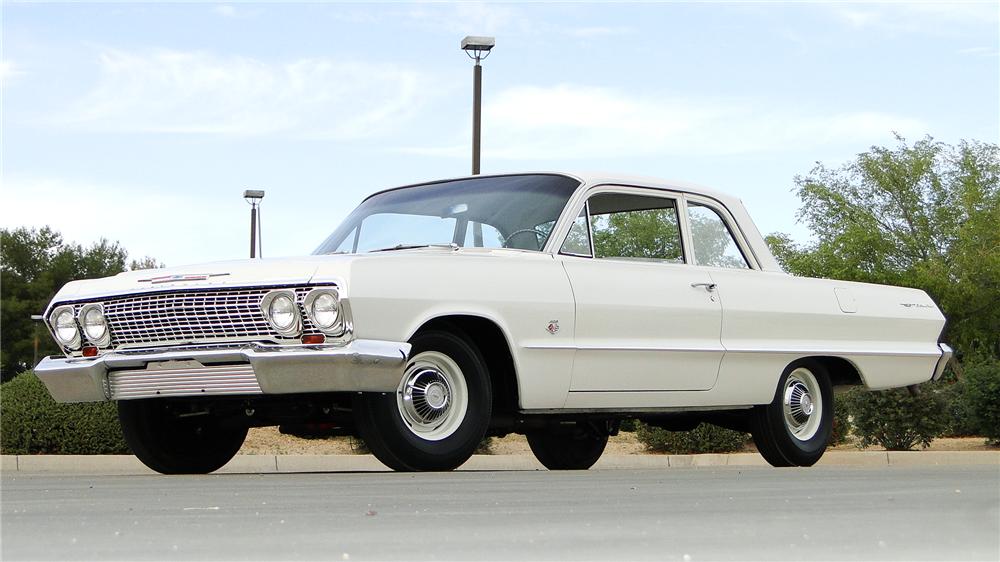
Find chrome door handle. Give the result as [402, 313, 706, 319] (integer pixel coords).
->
[691, 282, 717, 292]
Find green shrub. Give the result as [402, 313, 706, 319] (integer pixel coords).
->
[0, 371, 129, 454]
[635, 422, 749, 454]
[618, 418, 638, 433]
[830, 397, 852, 446]
[842, 385, 948, 451]
[937, 378, 979, 437]
[963, 361, 1000, 446]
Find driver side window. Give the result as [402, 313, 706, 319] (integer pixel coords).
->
[585, 192, 685, 263]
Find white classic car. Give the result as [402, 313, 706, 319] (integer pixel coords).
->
[35, 172, 952, 473]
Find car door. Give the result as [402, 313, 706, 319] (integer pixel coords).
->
[558, 187, 724, 392]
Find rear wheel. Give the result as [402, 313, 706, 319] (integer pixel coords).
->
[117, 399, 247, 474]
[751, 361, 833, 467]
[527, 423, 609, 470]
[354, 330, 492, 471]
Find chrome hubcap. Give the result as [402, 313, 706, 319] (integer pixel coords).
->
[782, 368, 823, 441]
[397, 351, 468, 441]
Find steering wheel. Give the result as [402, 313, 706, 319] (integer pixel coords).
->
[501, 228, 548, 249]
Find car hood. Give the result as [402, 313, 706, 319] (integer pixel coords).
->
[48, 255, 352, 304]
[46, 247, 534, 306]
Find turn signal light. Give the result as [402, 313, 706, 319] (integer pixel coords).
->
[301, 334, 326, 345]
[82, 346, 99, 357]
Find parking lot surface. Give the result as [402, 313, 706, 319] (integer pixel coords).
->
[2, 465, 997, 561]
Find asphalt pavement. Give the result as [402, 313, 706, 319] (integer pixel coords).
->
[2, 465, 997, 561]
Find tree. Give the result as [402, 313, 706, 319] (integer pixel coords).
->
[767, 136, 1000, 362]
[0, 227, 161, 380]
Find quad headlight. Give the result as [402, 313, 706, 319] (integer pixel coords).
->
[303, 289, 344, 335]
[260, 290, 302, 337]
[49, 305, 81, 350]
[79, 303, 110, 347]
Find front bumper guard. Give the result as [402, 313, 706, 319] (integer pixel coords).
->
[34, 340, 411, 403]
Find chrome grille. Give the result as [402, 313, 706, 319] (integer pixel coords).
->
[80, 287, 320, 348]
[108, 364, 262, 400]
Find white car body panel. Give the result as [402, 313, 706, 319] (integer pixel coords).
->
[38, 171, 948, 413]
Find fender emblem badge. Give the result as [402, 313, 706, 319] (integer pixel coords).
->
[546, 320, 560, 335]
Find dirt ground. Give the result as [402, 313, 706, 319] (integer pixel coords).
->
[239, 427, 992, 456]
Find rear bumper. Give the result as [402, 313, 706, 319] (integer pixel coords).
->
[34, 340, 411, 403]
[931, 343, 953, 382]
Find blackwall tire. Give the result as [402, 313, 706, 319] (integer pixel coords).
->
[117, 399, 247, 475]
[751, 360, 834, 467]
[353, 330, 492, 472]
[526, 425, 608, 470]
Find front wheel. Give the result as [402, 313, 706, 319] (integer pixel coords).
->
[353, 330, 492, 471]
[117, 399, 248, 474]
[751, 360, 833, 467]
[527, 423, 609, 470]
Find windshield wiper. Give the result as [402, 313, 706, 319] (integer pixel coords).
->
[367, 243, 459, 253]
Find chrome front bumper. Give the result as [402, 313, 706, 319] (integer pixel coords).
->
[34, 340, 411, 403]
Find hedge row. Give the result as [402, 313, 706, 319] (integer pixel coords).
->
[0, 371, 129, 454]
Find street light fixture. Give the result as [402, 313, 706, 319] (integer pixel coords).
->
[244, 190, 265, 258]
[461, 35, 495, 175]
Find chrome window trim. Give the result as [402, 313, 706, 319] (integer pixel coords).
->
[681, 194, 758, 270]
[547, 180, 764, 270]
[553, 185, 687, 264]
[558, 200, 595, 258]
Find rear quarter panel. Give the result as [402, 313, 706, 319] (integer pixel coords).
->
[708, 268, 945, 401]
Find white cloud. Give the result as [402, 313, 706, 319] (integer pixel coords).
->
[62, 49, 430, 138]
[401, 2, 517, 35]
[1, 60, 22, 83]
[0, 175, 249, 265]
[213, 5, 237, 18]
[403, 84, 928, 160]
[829, 2, 999, 34]
[957, 46, 1000, 57]
[564, 26, 634, 38]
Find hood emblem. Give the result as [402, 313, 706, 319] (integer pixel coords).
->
[138, 273, 230, 284]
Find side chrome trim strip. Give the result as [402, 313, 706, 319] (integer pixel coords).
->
[522, 343, 940, 357]
[521, 405, 753, 415]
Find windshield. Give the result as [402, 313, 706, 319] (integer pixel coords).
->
[313, 174, 581, 254]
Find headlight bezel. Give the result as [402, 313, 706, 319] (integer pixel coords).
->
[303, 288, 345, 336]
[49, 305, 82, 350]
[79, 303, 111, 347]
[260, 289, 302, 337]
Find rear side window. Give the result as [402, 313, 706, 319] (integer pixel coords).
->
[687, 203, 749, 269]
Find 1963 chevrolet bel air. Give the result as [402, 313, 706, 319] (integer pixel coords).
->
[35, 172, 952, 473]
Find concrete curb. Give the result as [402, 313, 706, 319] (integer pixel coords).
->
[2, 451, 997, 474]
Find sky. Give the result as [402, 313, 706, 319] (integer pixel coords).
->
[2, 1, 998, 267]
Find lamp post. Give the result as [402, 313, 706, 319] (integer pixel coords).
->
[31, 315, 43, 367]
[461, 35, 495, 175]
[244, 190, 265, 258]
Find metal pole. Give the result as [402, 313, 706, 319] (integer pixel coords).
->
[472, 61, 482, 175]
[250, 204, 257, 258]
